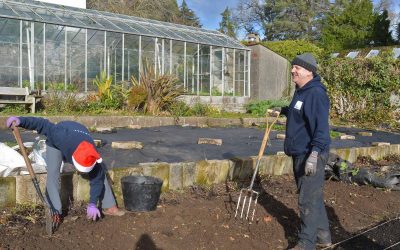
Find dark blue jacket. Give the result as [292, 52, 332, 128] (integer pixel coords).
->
[284, 75, 330, 156]
[19, 117, 105, 204]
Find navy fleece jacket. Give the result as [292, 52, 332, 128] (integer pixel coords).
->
[284, 75, 330, 156]
[18, 117, 105, 204]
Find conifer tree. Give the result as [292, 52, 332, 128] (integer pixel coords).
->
[218, 7, 237, 38]
[179, 0, 202, 27]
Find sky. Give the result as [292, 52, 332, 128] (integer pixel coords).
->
[176, 0, 243, 36]
[178, 0, 399, 39]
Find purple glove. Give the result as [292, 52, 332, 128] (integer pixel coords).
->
[86, 203, 101, 221]
[6, 116, 20, 128]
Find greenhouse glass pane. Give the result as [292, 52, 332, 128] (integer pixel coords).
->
[141, 36, 155, 72]
[224, 48, 234, 96]
[106, 31, 123, 83]
[124, 34, 140, 82]
[235, 50, 245, 96]
[211, 47, 222, 96]
[199, 45, 210, 96]
[66, 27, 85, 91]
[45, 23, 65, 88]
[171, 40, 184, 84]
[185, 42, 197, 95]
[87, 29, 104, 91]
[0, 18, 19, 87]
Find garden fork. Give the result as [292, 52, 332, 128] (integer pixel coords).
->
[11, 124, 60, 236]
[235, 109, 280, 221]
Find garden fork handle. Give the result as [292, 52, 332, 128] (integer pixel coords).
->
[11, 124, 46, 204]
[248, 111, 281, 189]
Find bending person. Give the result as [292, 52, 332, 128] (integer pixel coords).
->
[6, 116, 125, 221]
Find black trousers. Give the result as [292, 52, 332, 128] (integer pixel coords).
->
[292, 152, 331, 250]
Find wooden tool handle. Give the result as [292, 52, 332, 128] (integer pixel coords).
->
[12, 124, 37, 179]
[257, 113, 281, 159]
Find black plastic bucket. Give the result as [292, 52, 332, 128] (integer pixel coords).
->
[121, 175, 163, 212]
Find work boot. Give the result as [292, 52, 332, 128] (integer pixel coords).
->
[103, 205, 125, 216]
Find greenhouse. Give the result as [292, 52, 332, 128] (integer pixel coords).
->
[0, 0, 251, 97]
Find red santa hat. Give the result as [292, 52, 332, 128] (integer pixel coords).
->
[72, 141, 102, 173]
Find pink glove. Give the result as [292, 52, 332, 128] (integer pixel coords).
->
[86, 203, 101, 221]
[6, 116, 20, 128]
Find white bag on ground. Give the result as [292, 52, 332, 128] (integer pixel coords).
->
[0, 138, 49, 177]
[0, 142, 29, 176]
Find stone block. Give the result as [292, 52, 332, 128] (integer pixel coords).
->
[197, 138, 223, 146]
[111, 141, 144, 149]
[93, 139, 103, 147]
[74, 173, 90, 202]
[128, 124, 142, 129]
[15, 174, 46, 204]
[182, 162, 197, 187]
[142, 163, 170, 192]
[95, 127, 116, 133]
[0, 177, 16, 207]
[229, 157, 254, 181]
[195, 160, 231, 185]
[276, 134, 286, 139]
[340, 135, 355, 140]
[358, 132, 373, 136]
[169, 163, 183, 190]
[372, 142, 391, 147]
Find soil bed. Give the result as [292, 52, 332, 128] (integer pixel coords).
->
[1, 175, 399, 250]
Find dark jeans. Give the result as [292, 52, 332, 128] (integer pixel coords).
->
[292, 152, 331, 250]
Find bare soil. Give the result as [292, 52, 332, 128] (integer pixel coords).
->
[1, 174, 400, 250]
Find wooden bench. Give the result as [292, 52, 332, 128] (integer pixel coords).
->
[0, 87, 41, 113]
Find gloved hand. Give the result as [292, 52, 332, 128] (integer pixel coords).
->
[305, 151, 318, 176]
[267, 108, 280, 117]
[86, 203, 101, 221]
[6, 116, 20, 128]
[280, 106, 289, 117]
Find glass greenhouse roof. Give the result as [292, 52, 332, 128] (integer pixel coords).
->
[0, 0, 248, 50]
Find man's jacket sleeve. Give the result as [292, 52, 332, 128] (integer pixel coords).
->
[19, 117, 55, 137]
[88, 163, 105, 204]
[304, 90, 330, 153]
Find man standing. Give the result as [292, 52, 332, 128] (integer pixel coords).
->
[282, 53, 332, 250]
[6, 117, 125, 223]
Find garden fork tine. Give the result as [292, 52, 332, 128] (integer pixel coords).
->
[235, 109, 280, 221]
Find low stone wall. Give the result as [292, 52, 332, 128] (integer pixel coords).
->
[0, 116, 282, 130]
[1, 144, 399, 208]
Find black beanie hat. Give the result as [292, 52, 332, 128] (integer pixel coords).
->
[291, 53, 317, 73]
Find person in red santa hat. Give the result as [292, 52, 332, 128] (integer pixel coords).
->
[6, 116, 125, 222]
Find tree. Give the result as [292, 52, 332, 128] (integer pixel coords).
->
[178, 0, 202, 27]
[235, 0, 330, 41]
[218, 7, 237, 38]
[397, 21, 400, 43]
[87, 0, 181, 23]
[372, 9, 394, 46]
[320, 0, 376, 52]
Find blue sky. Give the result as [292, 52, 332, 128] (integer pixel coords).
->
[176, 0, 240, 32]
[178, 0, 399, 39]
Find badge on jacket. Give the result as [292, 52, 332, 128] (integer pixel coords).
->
[294, 101, 303, 110]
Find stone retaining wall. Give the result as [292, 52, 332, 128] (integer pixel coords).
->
[0, 116, 283, 130]
[0, 144, 399, 208]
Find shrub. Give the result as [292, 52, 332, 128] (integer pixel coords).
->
[245, 99, 290, 117]
[42, 89, 85, 114]
[168, 100, 190, 117]
[320, 55, 400, 127]
[189, 102, 212, 116]
[261, 40, 324, 61]
[130, 63, 184, 115]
